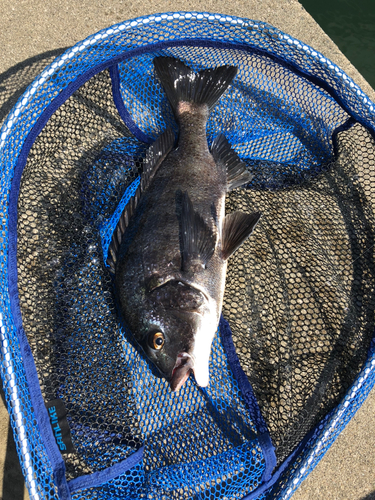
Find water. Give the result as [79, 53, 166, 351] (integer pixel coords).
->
[299, 0, 375, 91]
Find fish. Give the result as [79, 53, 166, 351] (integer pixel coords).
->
[108, 56, 261, 391]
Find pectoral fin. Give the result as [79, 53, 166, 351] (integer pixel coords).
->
[179, 191, 216, 272]
[222, 212, 261, 260]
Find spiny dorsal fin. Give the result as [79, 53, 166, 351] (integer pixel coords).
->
[179, 191, 216, 272]
[106, 128, 175, 273]
[141, 127, 175, 191]
[153, 57, 238, 115]
[222, 211, 261, 260]
[211, 134, 253, 191]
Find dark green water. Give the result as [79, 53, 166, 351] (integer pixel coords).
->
[299, 0, 375, 90]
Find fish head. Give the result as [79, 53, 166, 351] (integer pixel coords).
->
[128, 279, 218, 391]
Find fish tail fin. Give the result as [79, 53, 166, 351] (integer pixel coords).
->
[153, 57, 237, 114]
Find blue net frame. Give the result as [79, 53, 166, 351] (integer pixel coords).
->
[0, 11, 375, 500]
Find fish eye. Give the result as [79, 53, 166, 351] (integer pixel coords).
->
[148, 331, 165, 350]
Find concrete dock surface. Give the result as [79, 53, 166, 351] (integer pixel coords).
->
[0, 1, 374, 499]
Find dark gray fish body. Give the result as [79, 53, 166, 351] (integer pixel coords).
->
[111, 57, 260, 391]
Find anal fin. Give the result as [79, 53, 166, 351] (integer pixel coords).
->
[222, 212, 261, 260]
[211, 134, 253, 191]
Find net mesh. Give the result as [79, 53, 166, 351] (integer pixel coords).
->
[1, 11, 375, 500]
[224, 121, 375, 463]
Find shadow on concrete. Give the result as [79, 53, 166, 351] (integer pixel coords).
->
[0, 47, 70, 500]
[361, 492, 375, 500]
[0, 47, 69, 128]
[0, 386, 24, 500]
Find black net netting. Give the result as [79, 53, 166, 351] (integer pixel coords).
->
[224, 121, 375, 463]
[1, 13, 375, 500]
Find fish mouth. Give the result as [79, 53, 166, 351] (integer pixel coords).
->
[169, 351, 210, 391]
[169, 353, 194, 392]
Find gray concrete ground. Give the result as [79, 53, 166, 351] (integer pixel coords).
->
[0, 1, 374, 499]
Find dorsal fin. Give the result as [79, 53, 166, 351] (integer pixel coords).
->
[211, 134, 253, 191]
[107, 128, 175, 273]
[222, 211, 261, 260]
[179, 191, 216, 272]
[141, 127, 175, 191]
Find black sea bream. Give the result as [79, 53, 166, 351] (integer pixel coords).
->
[108, 57, 260, 391]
